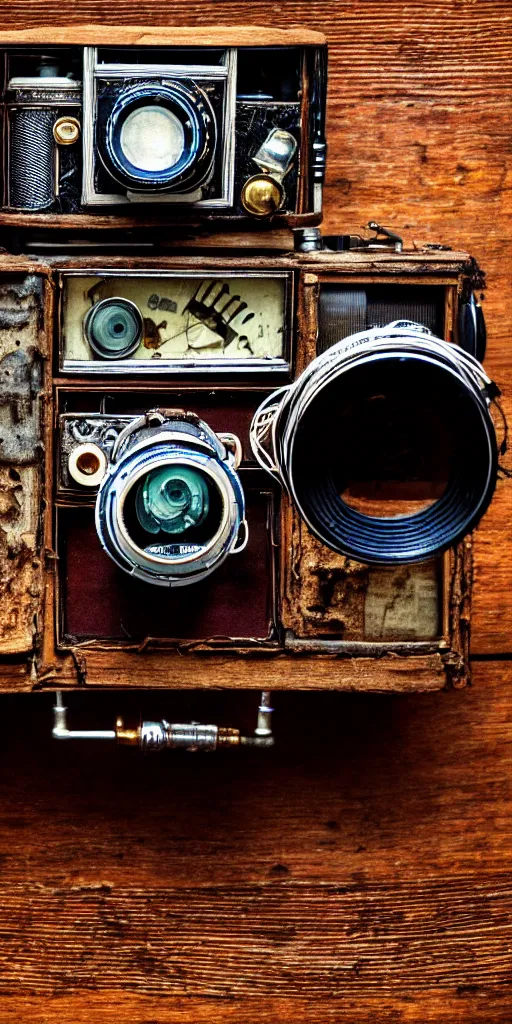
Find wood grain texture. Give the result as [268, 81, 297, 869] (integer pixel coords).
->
[0, 24, 326, 45]
[0, 661, 509, 1021]
[40, 649, 449, 692]
[0, 994, 511, 1024]
[0, 879, 510, 997]
[0, 3, 509, 1022]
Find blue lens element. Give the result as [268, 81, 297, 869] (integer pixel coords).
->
[135, 465, 210, 535]
[95, 414, 247, 587]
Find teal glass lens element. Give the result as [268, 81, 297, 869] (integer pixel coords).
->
[84, 297, 143, 359]
[135, 465, 209, 535]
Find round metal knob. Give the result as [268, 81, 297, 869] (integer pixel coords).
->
[241, 174, 283, 218]
[53, 116, 80, 145]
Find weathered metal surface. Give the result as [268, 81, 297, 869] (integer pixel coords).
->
[0, 274, 45, 654]
[282, 504, 442, 642]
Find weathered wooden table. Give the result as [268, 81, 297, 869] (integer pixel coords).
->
[0, 2, 511, 1021]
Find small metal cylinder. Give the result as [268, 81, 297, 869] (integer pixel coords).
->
[7, 74, 81, 211]
[139, 722, 240, 752]
[255, 691, 274, 737]
[294, 227, 324, 252]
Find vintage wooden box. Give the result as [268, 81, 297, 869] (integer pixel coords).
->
[0, 246, 484, 693]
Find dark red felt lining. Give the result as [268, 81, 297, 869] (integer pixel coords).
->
[59, 488, 276, 643]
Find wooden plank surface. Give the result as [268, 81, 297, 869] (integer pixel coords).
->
[0, 24, 326, 45]
[0, 2, 510, 1022]
[0, 661, 508, 1021]
[0, 653, 449, 692]
[40, 650, 449, 692]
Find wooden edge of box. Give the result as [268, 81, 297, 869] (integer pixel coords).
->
[3, 650, 446, 693]
[0, 25, 327, 48]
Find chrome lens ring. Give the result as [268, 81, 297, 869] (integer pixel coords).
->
[100, 80, 217, 194]
[251, 323, 499, 565]
[84, 297, 143, 360]
[95, 432, 245, 587]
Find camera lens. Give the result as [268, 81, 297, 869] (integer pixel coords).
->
[135, 466, 210, 535]
[251, 322, 499, 564]
[99, 81, 217, 195]
[84, 298, 143, 359]
[68, 442, 107, 488]
[95, 414, 247, 587]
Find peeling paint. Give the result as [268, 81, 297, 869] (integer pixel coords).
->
[0, 274, 45, 654]
[0, 465, 42, 654]
[283, 508, 441, 641]
[282, 510, 369, 639]
[0, 348, 43, 464]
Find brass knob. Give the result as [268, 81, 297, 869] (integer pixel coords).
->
[241, 174, 284, 218]
[53, 116, 80, 146]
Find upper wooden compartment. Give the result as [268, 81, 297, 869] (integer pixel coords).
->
[0, 26, 328, 234]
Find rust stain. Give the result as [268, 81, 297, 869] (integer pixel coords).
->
[0, 274, 45, 655]
[282, 509, 369, 638]
[142, 317, 168, 350]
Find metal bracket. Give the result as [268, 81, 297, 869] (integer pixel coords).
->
[323, 221, 403, 253]
[294, 223, 403, 254]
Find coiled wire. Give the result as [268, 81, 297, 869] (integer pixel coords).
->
[10, 108, 56, 209]
[250, 322, 500, 564]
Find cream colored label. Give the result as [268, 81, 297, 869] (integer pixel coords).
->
[364, 562, 440, 640]
[62, 274, 287, 364]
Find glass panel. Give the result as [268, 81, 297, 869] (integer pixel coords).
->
[62, 273, 288, 370]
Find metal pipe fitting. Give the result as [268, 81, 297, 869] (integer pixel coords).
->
[52, 691, 274, 752]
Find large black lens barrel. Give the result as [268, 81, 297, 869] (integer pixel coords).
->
[251, 323, 499, 564]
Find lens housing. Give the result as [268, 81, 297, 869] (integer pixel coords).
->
[95, 412, 247, 586]
[250, 322, 499, 564]
[99, 81, 217, 194]
[84, 297, 143, 359]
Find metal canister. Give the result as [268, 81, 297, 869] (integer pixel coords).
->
[7, 73, 81, 210]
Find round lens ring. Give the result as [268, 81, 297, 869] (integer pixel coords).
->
[95, 419, 247, 587]
[77, 450, 101, 476]
[250, 324, 499, 565]
[53, 116, 80, 146]
[68, 443, 107, 488]
[84, 298, 143, 360]
[288, 353, 496, 563]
